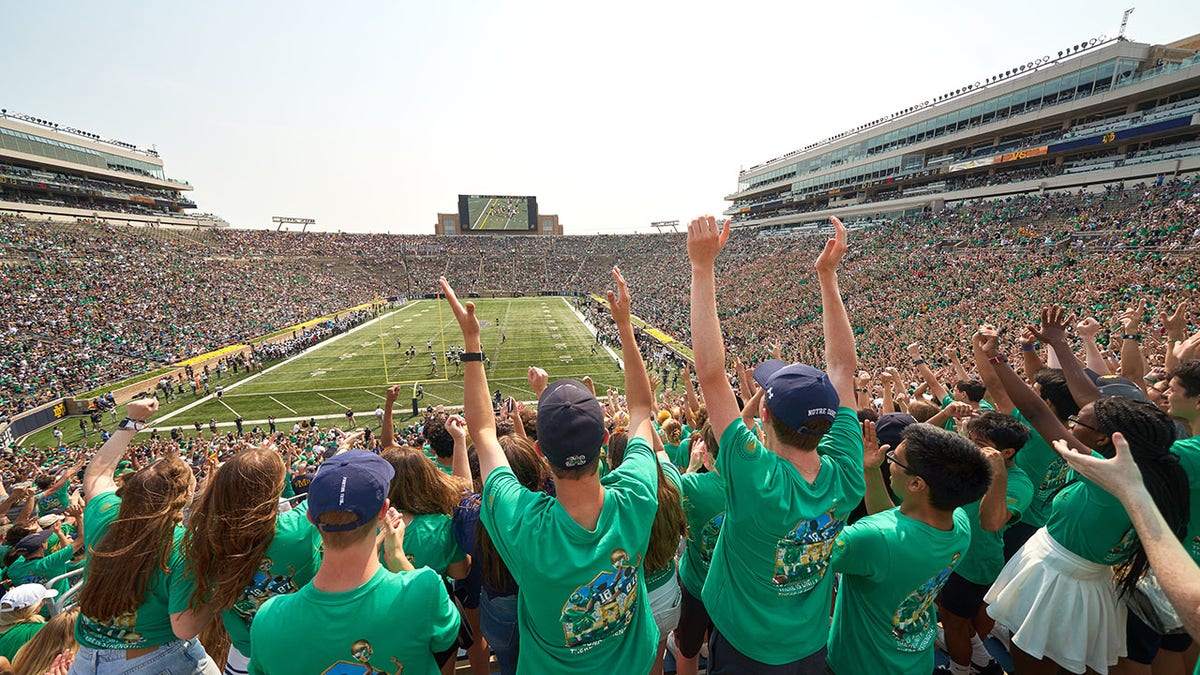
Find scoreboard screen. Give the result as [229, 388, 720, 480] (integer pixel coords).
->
[458, 195, 538, 232]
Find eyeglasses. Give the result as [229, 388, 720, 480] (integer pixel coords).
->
[885, 450, 919, 477]
[1067, 415, 1100, 432]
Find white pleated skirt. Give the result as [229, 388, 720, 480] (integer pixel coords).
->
[985, 527, 1126, 674]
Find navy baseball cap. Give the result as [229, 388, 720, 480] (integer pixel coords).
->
[14, 530, 54, 556]
[875, 413, 918, 449]
[752, 360, 840, 433]
[537, 379, 606, 469]
[307, 450, 395, 532]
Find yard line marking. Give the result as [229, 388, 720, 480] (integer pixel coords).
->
[269, 396, 298, 414]
[318, 392, 348, 409]
[363, 390, 387, 400]
[151, 302, 417, 428]
[217, 398, 241, 417]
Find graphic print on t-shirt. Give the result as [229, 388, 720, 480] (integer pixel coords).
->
[772, 508, 845, 595]
[79, 610, 144, 647]
[891, 552, 960, 652]
[319, 638, 403, 675]
[232, 558, 299, 623]
[698, 512, 726, 570]
[1034, 458, 1071, 503]
[560, 549, 641, 651]
[1108, 527, 1138, 561]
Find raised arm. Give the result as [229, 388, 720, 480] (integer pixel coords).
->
[945, 346, 970, 382]
[978, 332, 1089, 454]
[1029, 306, 1101, 408]
[445, 414, 472, 482]
[1117, 300, 1148, 394]
[440, 278, 509, 481]
[977, 448, 1011, 532]
[907, 343, 949, 403]
[971, 327, 1014, 414]
[682, 363, 701, 422]
[861, 420, 894, 515]
[817, 217, 857, 407]
[688, 216, 740, 438]
[84, 399, 157, 500]
[609, 267, 654, 443]
[1161, 301, 1189, 374]
[1075, 317, 1109, 373]
[1053, 434, 1200, 638]
[382, 385, 402, 450]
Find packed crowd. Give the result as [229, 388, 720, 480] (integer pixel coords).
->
[2, 213, 1200, 675]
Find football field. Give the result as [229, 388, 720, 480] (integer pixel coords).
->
[152, 297, 624, 431]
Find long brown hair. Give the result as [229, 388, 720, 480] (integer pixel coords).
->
[182, 447, 285, 610]
[382, 447, 468, 515]
[78, 457, 194, 621]
[477, 435, 549, 593]
[644, 461, 687, 574]
[11, 607, 78, 675]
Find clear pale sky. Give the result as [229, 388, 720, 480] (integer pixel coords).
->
[4, 1, 1195, 234]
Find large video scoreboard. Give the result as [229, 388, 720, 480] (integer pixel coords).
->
[457, 195, 538, 233]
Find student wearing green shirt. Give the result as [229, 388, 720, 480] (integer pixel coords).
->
[980, 314, 1190, 675]
[71, 398, 219, 674]
[1051, 429, 1200, 675]
[934, 412, 1032, 675]
[672, 424, 724, 675]
[381, 448, 470, 579]
[441, 268, 664, 674]
[0, 583, 58, 661]
[5, 515, 85, 597]
[34, 462, 81, 517]
[689, 215, 863, 672]
[249, 450, 460, 675]
[182, 444, 323, 675]
[828, 423, 991, 675]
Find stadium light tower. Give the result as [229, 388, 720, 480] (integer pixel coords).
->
[651, 220, 681, 233]
[1119, 7, 1134, 38]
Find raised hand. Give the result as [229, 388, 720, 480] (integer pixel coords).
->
[439, 277, 480, 342]
[972, 324, 1001, 356]
[944, 401, 976, 419]
[445, 414, 467, 442]
[385, 384, 403, 403]
[768, 343, 783, 360]
[527, 366, 549, 397]
[1029, 305, 1070, 345]
[1076, 316, 1101, 339]
[125, 398, 158, 422]
[1160, 300, 1188, 336]
[687, 215, 731, 268]
[606, 266, 632, 326]
[862, 419, 889, 470]
[1051, 433, 1141, 501]
[814, 216, 848, 275]
[979, 446, 1007, 476]
[1117, 299, 1146, 333]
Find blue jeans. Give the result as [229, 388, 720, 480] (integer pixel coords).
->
[68, 639, 220, 675]
[479, 592, 519, 675]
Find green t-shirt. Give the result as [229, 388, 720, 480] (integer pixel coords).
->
[74, 491, 196, 650]
[222, 502, 322, 656]
[480, 435, 660, 674]
[1046, 476, 1137, 565]
[280, 471, 295, 499]
[403, 514, 465, 577]
[645, 460, 683, 594]
[248, 566, 458, 675]
[36, 484, 72, 516]
[828, 507, 971, 675]
[0, 622, 42, 660]
[677, 469, 726, 598]
[5, 545, 83, 596]
[702, 409, 865, 665]
[954, 465, 1034, 585]
[664, 438, 691, 471]
[1011, 410, 1072, 528]
[1170, 436, 1200, 564]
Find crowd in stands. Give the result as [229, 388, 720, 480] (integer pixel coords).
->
[0, 210, 1198, 675]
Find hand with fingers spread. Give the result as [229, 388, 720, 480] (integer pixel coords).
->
[1051, 433, 1142, 501]
[686, 441, 708, 473]
[1160, 301, 1188, 338]
[1117, 299, 1146, 333]
[1028, 305, 1070, 345]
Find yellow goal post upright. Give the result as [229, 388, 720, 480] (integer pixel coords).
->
[376, 293, 451, 389]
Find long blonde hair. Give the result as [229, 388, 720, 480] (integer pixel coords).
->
[382, 447, 468, 515]
[11, 607, 78, 675]
[78, 458, 194, 620]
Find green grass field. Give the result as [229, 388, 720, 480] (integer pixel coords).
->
[21, 297, 628, 446]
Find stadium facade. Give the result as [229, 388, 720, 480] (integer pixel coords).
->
[0, 111, 224, 227]
[727, 33, 1200, 228]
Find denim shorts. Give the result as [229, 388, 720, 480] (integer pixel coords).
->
[68, 638, 220, 675]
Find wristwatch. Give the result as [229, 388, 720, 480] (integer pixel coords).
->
[118, 417, 147, 432]
[460, 352, 485, 362]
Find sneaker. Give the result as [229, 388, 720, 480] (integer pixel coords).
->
[989, 623, 1012, 653]
[971, 660, 1004, 675]
[666, 631, 680, 659]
